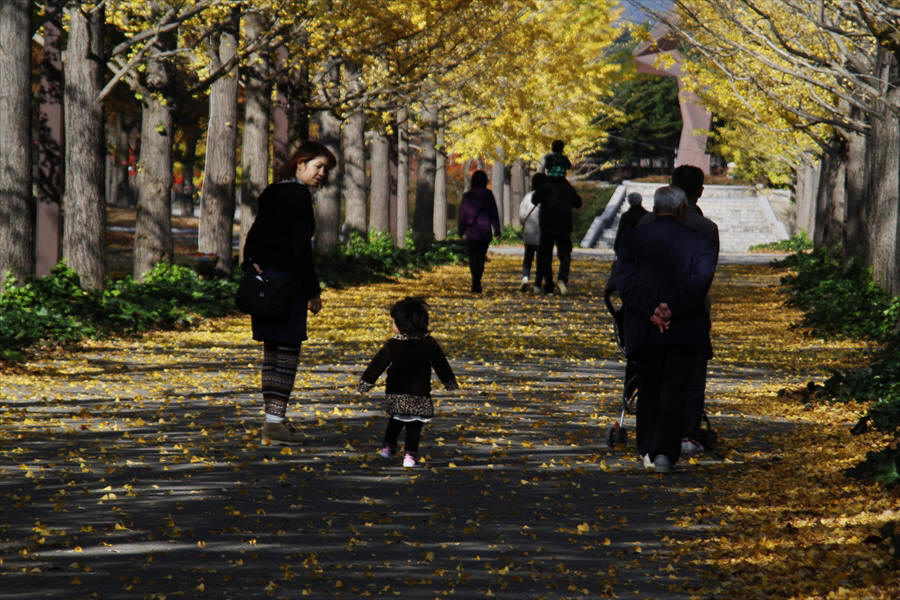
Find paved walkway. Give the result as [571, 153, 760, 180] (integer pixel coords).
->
[0, 253, 872, 599]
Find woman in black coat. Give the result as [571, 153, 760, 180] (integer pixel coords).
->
[242, 141, 336, 445]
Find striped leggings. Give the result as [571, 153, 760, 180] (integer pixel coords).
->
[262, 342, 301, 419]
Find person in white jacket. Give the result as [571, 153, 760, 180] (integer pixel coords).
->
[518, 173, 546, 292]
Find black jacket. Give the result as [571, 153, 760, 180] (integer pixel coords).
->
[532, 176, 581, 236]
[614, 215, 716, 359]
[360, 335, 458, 397]
[243, 180, 320, 299]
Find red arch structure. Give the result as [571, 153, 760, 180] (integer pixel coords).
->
[633, 23, 712, 174]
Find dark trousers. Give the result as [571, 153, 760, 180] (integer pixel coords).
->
[634, 345, 696, 463]
[465, 241, 490, 292]
[537, 234, 572, 291]
[522, 244, 538, 279]
[683, 355, 707, 441]
[383, 418, 424, 453]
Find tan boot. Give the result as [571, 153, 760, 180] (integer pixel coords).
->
[261, 421, 305, 446]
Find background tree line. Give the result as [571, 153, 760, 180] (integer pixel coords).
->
[0, 0, 627, 289]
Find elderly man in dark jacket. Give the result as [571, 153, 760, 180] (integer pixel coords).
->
[614, 185, 717, 473]
[532, 175, 581, 294]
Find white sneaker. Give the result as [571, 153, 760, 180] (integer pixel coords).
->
[520, 276, 529, 292]
[640, 454, 654, 470]
[681, 438, 703, 456]
[556, 281, 568, 295]
[532, 285, 542, 294]
[402, 453, 418, 468]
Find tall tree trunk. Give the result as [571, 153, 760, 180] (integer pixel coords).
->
[106, 113, 127, 207]
[433, 127, 447, 241]
[342, 64, 367, 237]
[813, 138, 845, 252]
[62, 6, 105, 289]
[842, 126, 868, 263]
[491, 152, 506, 226]
[199, 8, 239, 274]
[239, 11, 271, 264]
[510, 159, 525, 221]
[133, 24, 175, 279]
[179, 130, 199, 216]
[0, 0, 34, 283]
[413, 106, 437, 246]
[369, 131, 390, 234]
[314, 109, 342, 249]
[36, 5, 63, 276]
[395, 107, 410, 247]
[864, 52, 900, 296]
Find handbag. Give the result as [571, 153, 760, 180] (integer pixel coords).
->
[234, 268, 295, 319]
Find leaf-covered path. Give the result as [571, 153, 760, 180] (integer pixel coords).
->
[1, 254, 897, 599]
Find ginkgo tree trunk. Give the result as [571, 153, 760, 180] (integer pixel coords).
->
[238, 10, 271, 263]
[413, 105, 437, 246]
[368, 131, 391, 234]
[133, 19, 176, 279]
[63, 4, 106, 289]
[0, 0, 34, 283]
[199, 7, 239, 274]
[395, 107, 410, 247]
[342, 63, 367, 238]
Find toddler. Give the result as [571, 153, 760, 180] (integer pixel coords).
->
[357, 297, 458, 467]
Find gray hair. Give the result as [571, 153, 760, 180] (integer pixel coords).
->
[626, 192, 643, 207]
[653, 185, 686, 213]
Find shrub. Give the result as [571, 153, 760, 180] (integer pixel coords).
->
[750, 231, 813, 253]
[316, 230, 466, 288]
[0, 262, 238, 361]
[776, 248, 898, 341]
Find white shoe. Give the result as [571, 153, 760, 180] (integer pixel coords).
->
[556, 281, 568, 295]
[640, 454, 653, 470]
[520, 276, 529, 292]
[402, 453, 418, 468]
[681, 438, 703, 456]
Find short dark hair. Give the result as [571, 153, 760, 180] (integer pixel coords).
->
[278, 140, 337, 183]
[551, 139, 565, 153]
[470, 170, 488, 188]
[390, 297, 429, 336]
[530, 172, 547, 190]
[671, 165, 704, 201]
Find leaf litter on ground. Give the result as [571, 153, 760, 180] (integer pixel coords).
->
[0, 255, 897, 599]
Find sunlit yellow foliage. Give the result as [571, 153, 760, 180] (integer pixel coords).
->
[667, 0, 862, 183]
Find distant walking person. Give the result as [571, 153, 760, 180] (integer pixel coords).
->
[542, 139, 572, 177]
[457, 170, 502, 294]
[358, 297, 459, 468]
[518, 173, 546, 292]
[532, 171, 581, 294]
[613, 193, 648, 255]
[242, 141, 337, 445]
[615, 186, 716, 473]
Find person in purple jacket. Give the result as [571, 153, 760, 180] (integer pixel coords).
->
[457, 170, 502, 293]
[614, 186, 717, 473]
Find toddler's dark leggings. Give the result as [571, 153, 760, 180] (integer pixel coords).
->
[383, 418, 423, 453]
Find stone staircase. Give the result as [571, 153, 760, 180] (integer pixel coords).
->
[581, 182, 790, 253]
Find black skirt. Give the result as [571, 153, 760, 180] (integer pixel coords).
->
[250, 267, 308, 346]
